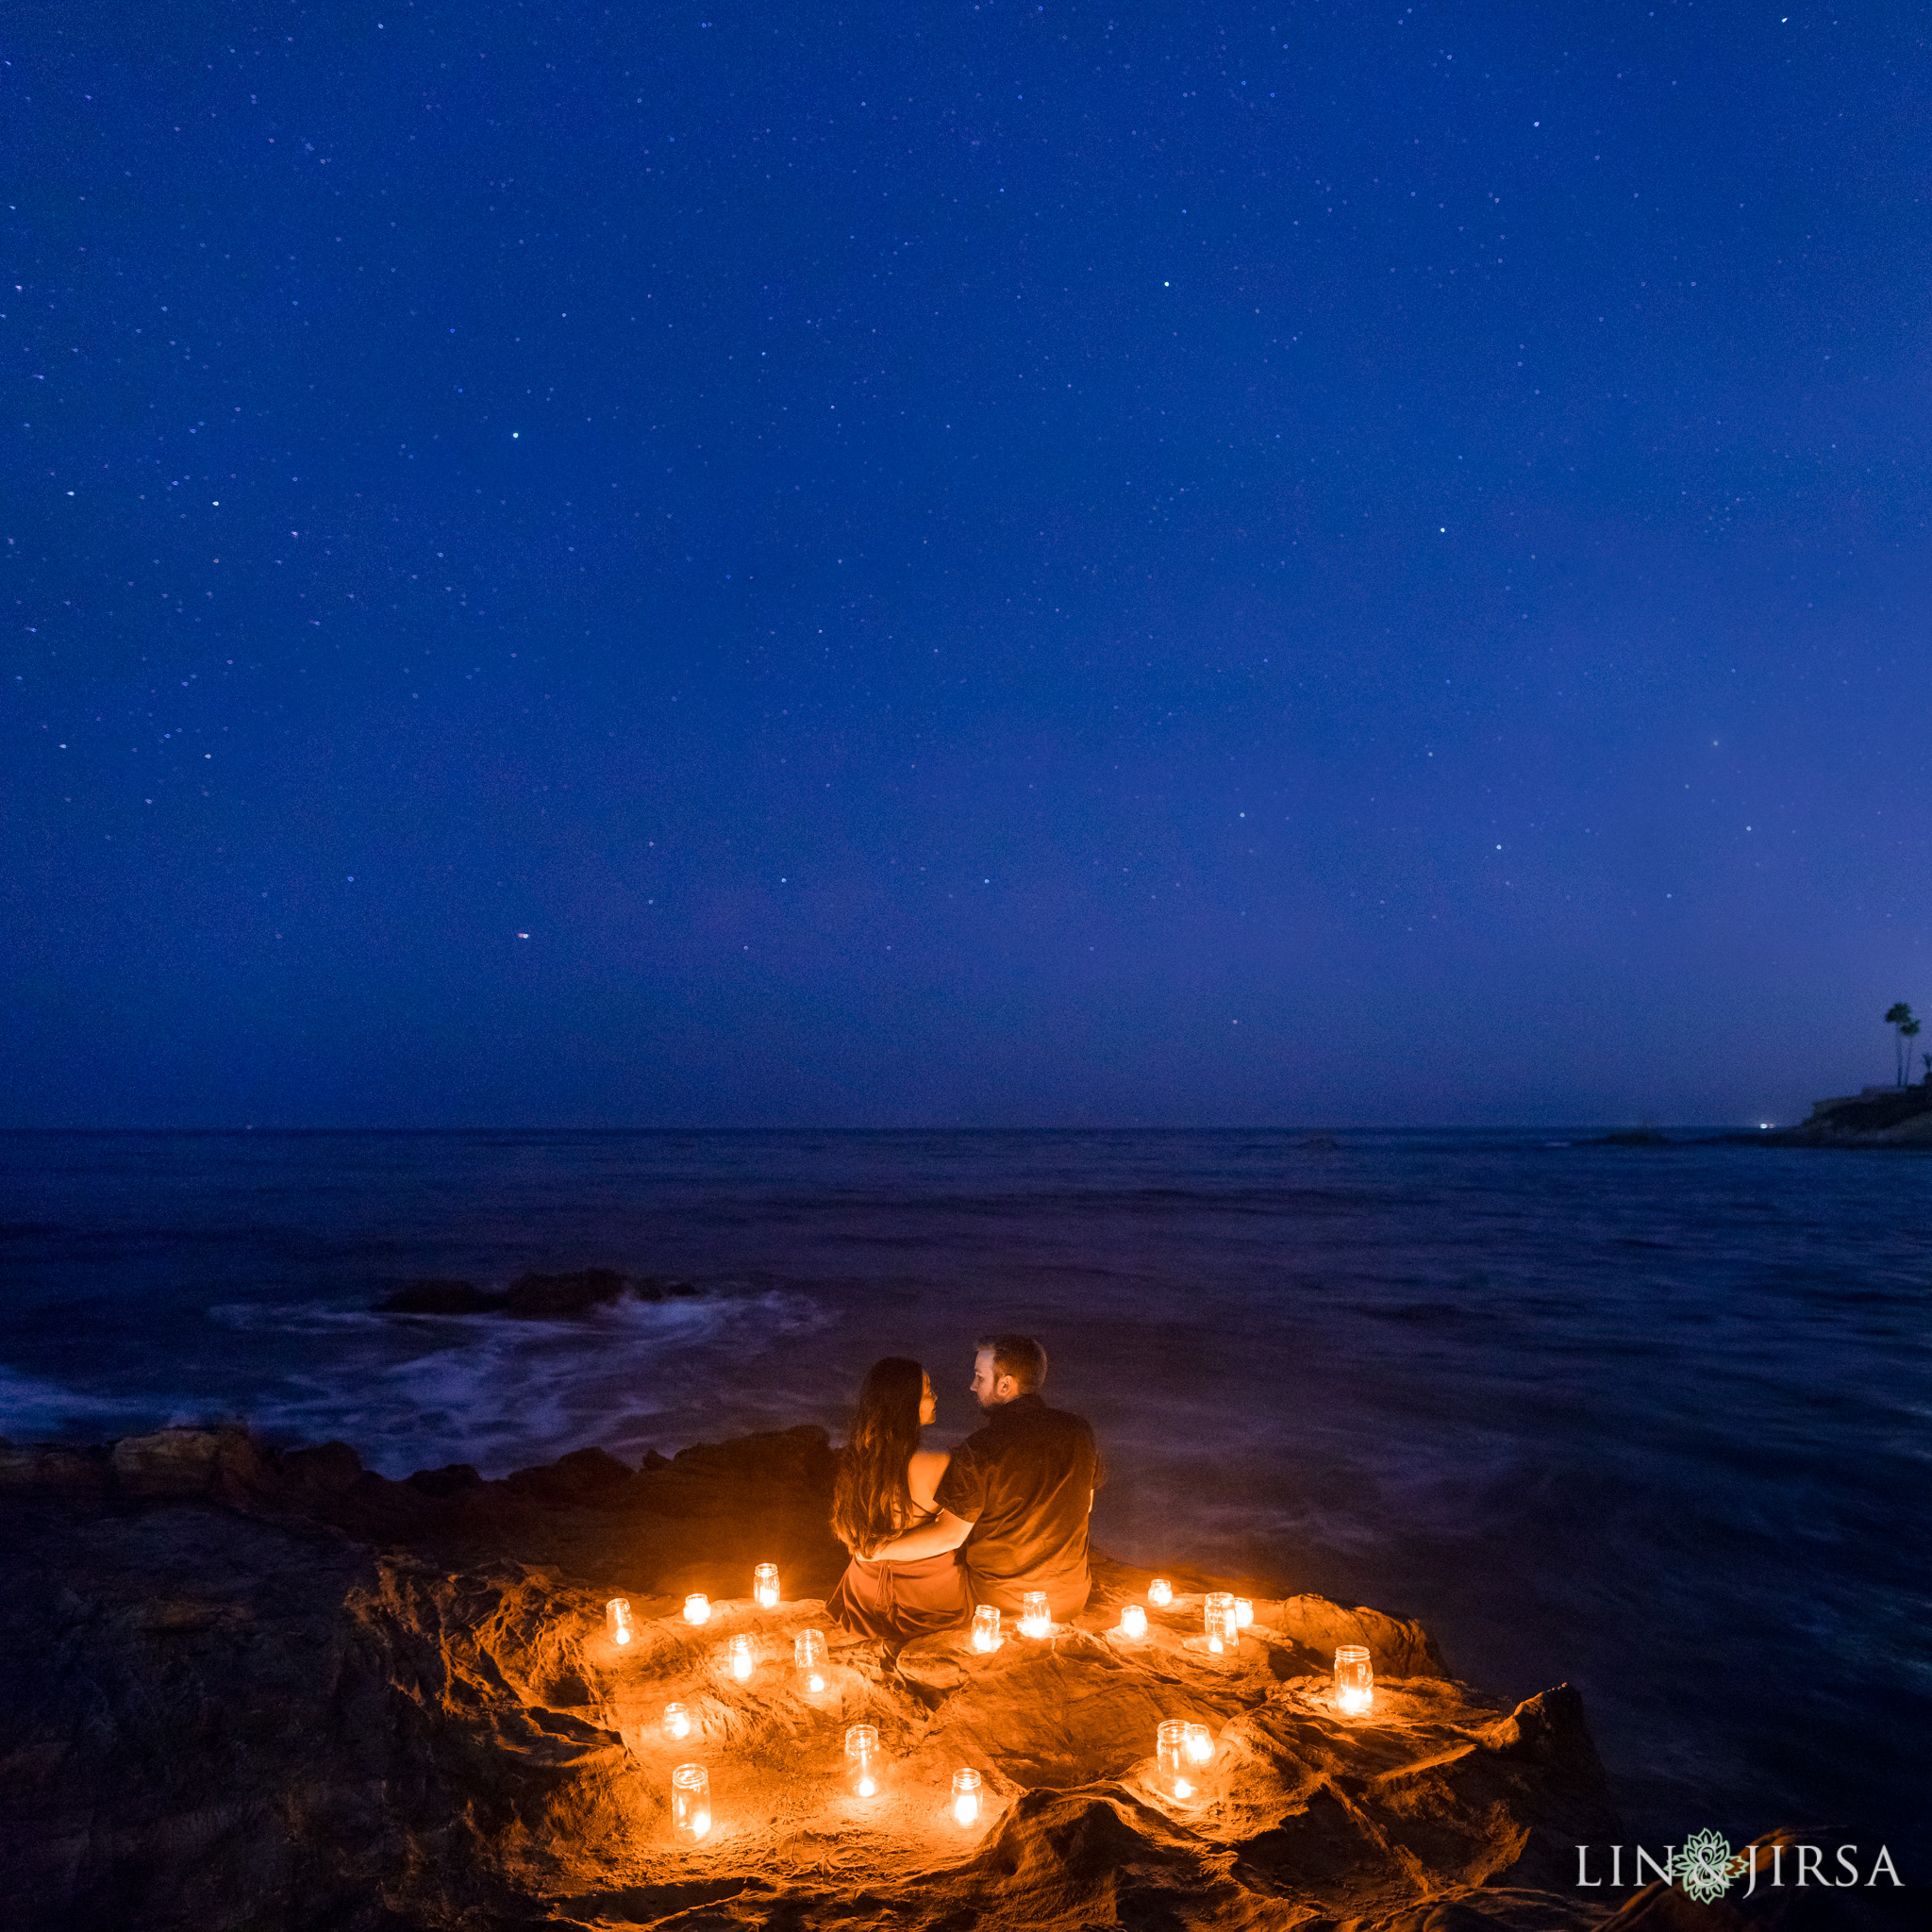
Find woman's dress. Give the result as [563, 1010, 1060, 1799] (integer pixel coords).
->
[826, 1512, 971, 1641]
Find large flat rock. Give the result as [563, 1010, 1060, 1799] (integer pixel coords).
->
[0, 1428, 1626, 1931]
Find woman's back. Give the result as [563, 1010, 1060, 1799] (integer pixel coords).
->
[901, 1447, 950, 1533]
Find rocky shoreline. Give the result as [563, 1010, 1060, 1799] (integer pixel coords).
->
[0, 1424, 1876, 1930]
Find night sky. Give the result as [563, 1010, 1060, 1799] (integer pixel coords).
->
[6, 2, 1928, 1128]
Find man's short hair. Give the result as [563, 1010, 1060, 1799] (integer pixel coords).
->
[976, 1333, 1047, 1392]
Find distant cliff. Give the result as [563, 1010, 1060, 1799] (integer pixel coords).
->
[1766, 1084, 1932, 1147]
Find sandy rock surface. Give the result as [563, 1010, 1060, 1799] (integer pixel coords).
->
[0, 1424, 1640, 1930]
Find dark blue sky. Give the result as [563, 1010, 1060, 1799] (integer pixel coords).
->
[6, 1, 1928, 1126]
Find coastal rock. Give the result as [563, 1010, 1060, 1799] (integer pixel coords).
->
[0, 1424, 1627, 1931]
[1765, 1087, 1932, 1149]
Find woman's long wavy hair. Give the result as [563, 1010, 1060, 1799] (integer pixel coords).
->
[830, 1356, 926, 1558]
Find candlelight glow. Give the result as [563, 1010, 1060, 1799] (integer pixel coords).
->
[1118, 1604, 1148, 1640]
[605, 1596, 635, 1646]
[950, 1766, 982, 1827]
[845, 1723, 880, 1799]
[683, 1593, 710, 1625]
[970, 1605, 1002, 1653]
[1204, 1591, 1237, 1654]
[1156, 1718, 1191, 1800]
[671, 1762, 710, 1840]
[1334, 1643, 1374, 1715]
[1148, 1578, 1174, 1607]
[794, 1627, 827, 1692]
[1020, 1591, 1051, 1639]
[1234, 1598, 1254, 1627]
[664, 1701, 691, 1740]
[753, 1562, 779, 1609]
[1184, 1721, 1213, 1766]
[728, 1634, 754, 1681]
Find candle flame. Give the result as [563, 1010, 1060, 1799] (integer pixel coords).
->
[857, 1777, 875, 1797]
[1338, 1686, 1373, 1714]
[953, 1792, 979, 1826]
[1208, 1634, 1223, 1654]
[692, 1809, 710, 1838]
[808, 1673, 824, 1692]
[1174, 1777, 1192, 1799]
[615, 1628, 631, 1645]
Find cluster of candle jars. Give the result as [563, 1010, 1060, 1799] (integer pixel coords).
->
[1333, 1643, 1374, 1715]
[649, 1564, 995, 1840]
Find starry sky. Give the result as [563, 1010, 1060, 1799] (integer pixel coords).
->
[5, 1, 1929, 1128]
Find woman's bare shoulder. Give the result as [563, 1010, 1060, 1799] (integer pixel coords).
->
[908, 1446, 951, 1480]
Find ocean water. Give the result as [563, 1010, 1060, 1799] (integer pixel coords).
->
[1, 1128, 1925, 1857]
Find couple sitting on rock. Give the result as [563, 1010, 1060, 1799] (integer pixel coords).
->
[825, 1334, 1102, 1642]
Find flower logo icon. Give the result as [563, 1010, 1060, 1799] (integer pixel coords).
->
[1677, 1827, 1739, 1905]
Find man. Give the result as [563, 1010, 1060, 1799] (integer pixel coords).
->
[861, 1334, 1102, 1620]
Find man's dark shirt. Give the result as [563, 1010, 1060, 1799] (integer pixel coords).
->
[934, 1392, 1103, 1617]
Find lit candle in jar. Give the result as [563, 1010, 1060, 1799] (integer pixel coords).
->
[970, 1605, 1002, 1653]
[1020, 1591, 1051, 1638]
[683, 1593, 710, 1625]
[727, 1634, 754, 1681]
[606, 1596, 635, 1646]
[1148, 1577, 1174, 1607]
[1118, 1604, 1148, 1641]
[950, 1766, 982, 1827]
[1184, 1721, 1213, 1766]
[664, 1701, 691, 1740]
[1234, 1597, 1254, 1627]
[1204, 1591, 1236, 1653]
[1333, 1643, 1374, 1715]
[1156, 1719, 1192, 1800]
[670, 1761, 710, 1840]
[794, 1627, 827, 1693]
[753, 1562, 779, 1608]
[844, 1724, 880, 1798]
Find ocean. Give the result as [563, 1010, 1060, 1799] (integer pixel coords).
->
[2, 1128, 1925, 1857]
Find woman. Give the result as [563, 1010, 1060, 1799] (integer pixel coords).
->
[825, 1357, 971, 1641]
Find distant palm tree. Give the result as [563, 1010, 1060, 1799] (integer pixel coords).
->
[1905, 1017, 1923, 1087]
[1885, 1002, 1917, 1087]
